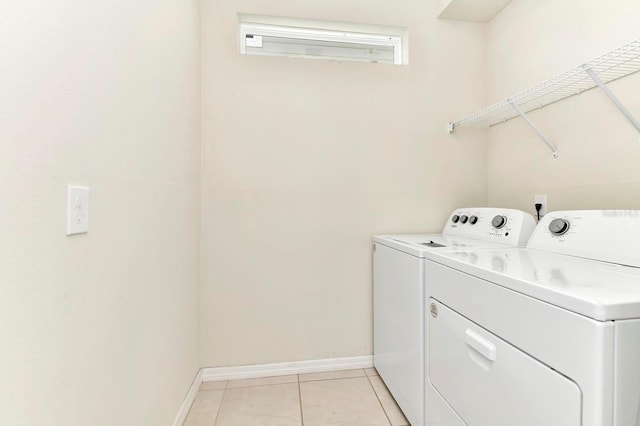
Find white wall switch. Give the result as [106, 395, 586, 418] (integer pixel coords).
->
[66, 185, 90, 235]
[534, 194, 547, 217]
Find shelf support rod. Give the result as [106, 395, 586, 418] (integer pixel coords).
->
[509, 101, 559, 158]
[584, 67, 640, 134]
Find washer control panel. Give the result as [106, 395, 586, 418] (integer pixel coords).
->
[443, 208, 536, 247]
[527, 210, 640, 267]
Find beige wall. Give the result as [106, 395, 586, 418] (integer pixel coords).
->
[201, 0, 488, 367]
[487, 0, 640, 213]
[0, 1, 200, 425]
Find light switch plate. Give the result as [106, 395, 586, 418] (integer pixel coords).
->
[66, 185, 90, 235]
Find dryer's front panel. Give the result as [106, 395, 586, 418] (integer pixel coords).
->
[429, 298, 582, 426]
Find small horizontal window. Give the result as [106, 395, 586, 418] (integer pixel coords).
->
[239, 21, 406, 65]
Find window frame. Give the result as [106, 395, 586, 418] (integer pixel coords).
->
[239, 22, 404, 65]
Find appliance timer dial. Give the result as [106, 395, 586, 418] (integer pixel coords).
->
[491, 215, 507, 229]
[549, 218, 570, 236]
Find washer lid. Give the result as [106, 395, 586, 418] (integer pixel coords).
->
[430, 248, 640, 321]
[373, 234, 512, 258]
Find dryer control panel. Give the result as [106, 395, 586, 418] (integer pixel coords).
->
[527, 210, 640, 267]
[443, 208, 536, 247]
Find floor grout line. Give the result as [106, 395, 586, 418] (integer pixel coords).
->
[298, 373, 368, 384]
[297, 374, 305, 426]
[366, 374, 393, 426]
[210, 385, 227, 426]
[224, 381, 299, 389]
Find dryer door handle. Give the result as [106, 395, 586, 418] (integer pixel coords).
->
[465, 329, 496, 362]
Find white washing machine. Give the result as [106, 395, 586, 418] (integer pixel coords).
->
[426, 210, 640, 426]
[373, 208, 536, 426]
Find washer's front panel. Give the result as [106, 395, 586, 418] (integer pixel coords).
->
[373, 243, 424, 426]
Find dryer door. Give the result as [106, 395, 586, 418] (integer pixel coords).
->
[429, 298, 582, 426]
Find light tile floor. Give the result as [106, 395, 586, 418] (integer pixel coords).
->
[183, 368, 410, 426]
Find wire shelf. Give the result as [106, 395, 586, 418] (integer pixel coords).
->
[450, 38, 640, 130]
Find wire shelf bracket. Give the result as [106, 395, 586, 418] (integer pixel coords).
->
[509, 101, 558, 158]
[448, 38, 640, 159]
[584, 67, 640, 133]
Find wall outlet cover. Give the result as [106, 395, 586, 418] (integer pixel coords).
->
[66, 185, 90, 235]
[534, 194, 547, 217]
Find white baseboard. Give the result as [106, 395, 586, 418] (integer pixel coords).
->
[202, 355, 373, 382]
[172, 368, 203, 426]
[173, 355, 373, 425]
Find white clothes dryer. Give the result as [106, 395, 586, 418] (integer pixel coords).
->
[373, 207, 536, 426]
[426, 210, 640, 426]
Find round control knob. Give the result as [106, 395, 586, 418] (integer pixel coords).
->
[460, 215, 468, 224]
[451, 215, 460, 223]
[469, 215, 478, 225]
[549, 218, 570, 236]
[491, 215, 507, 229]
